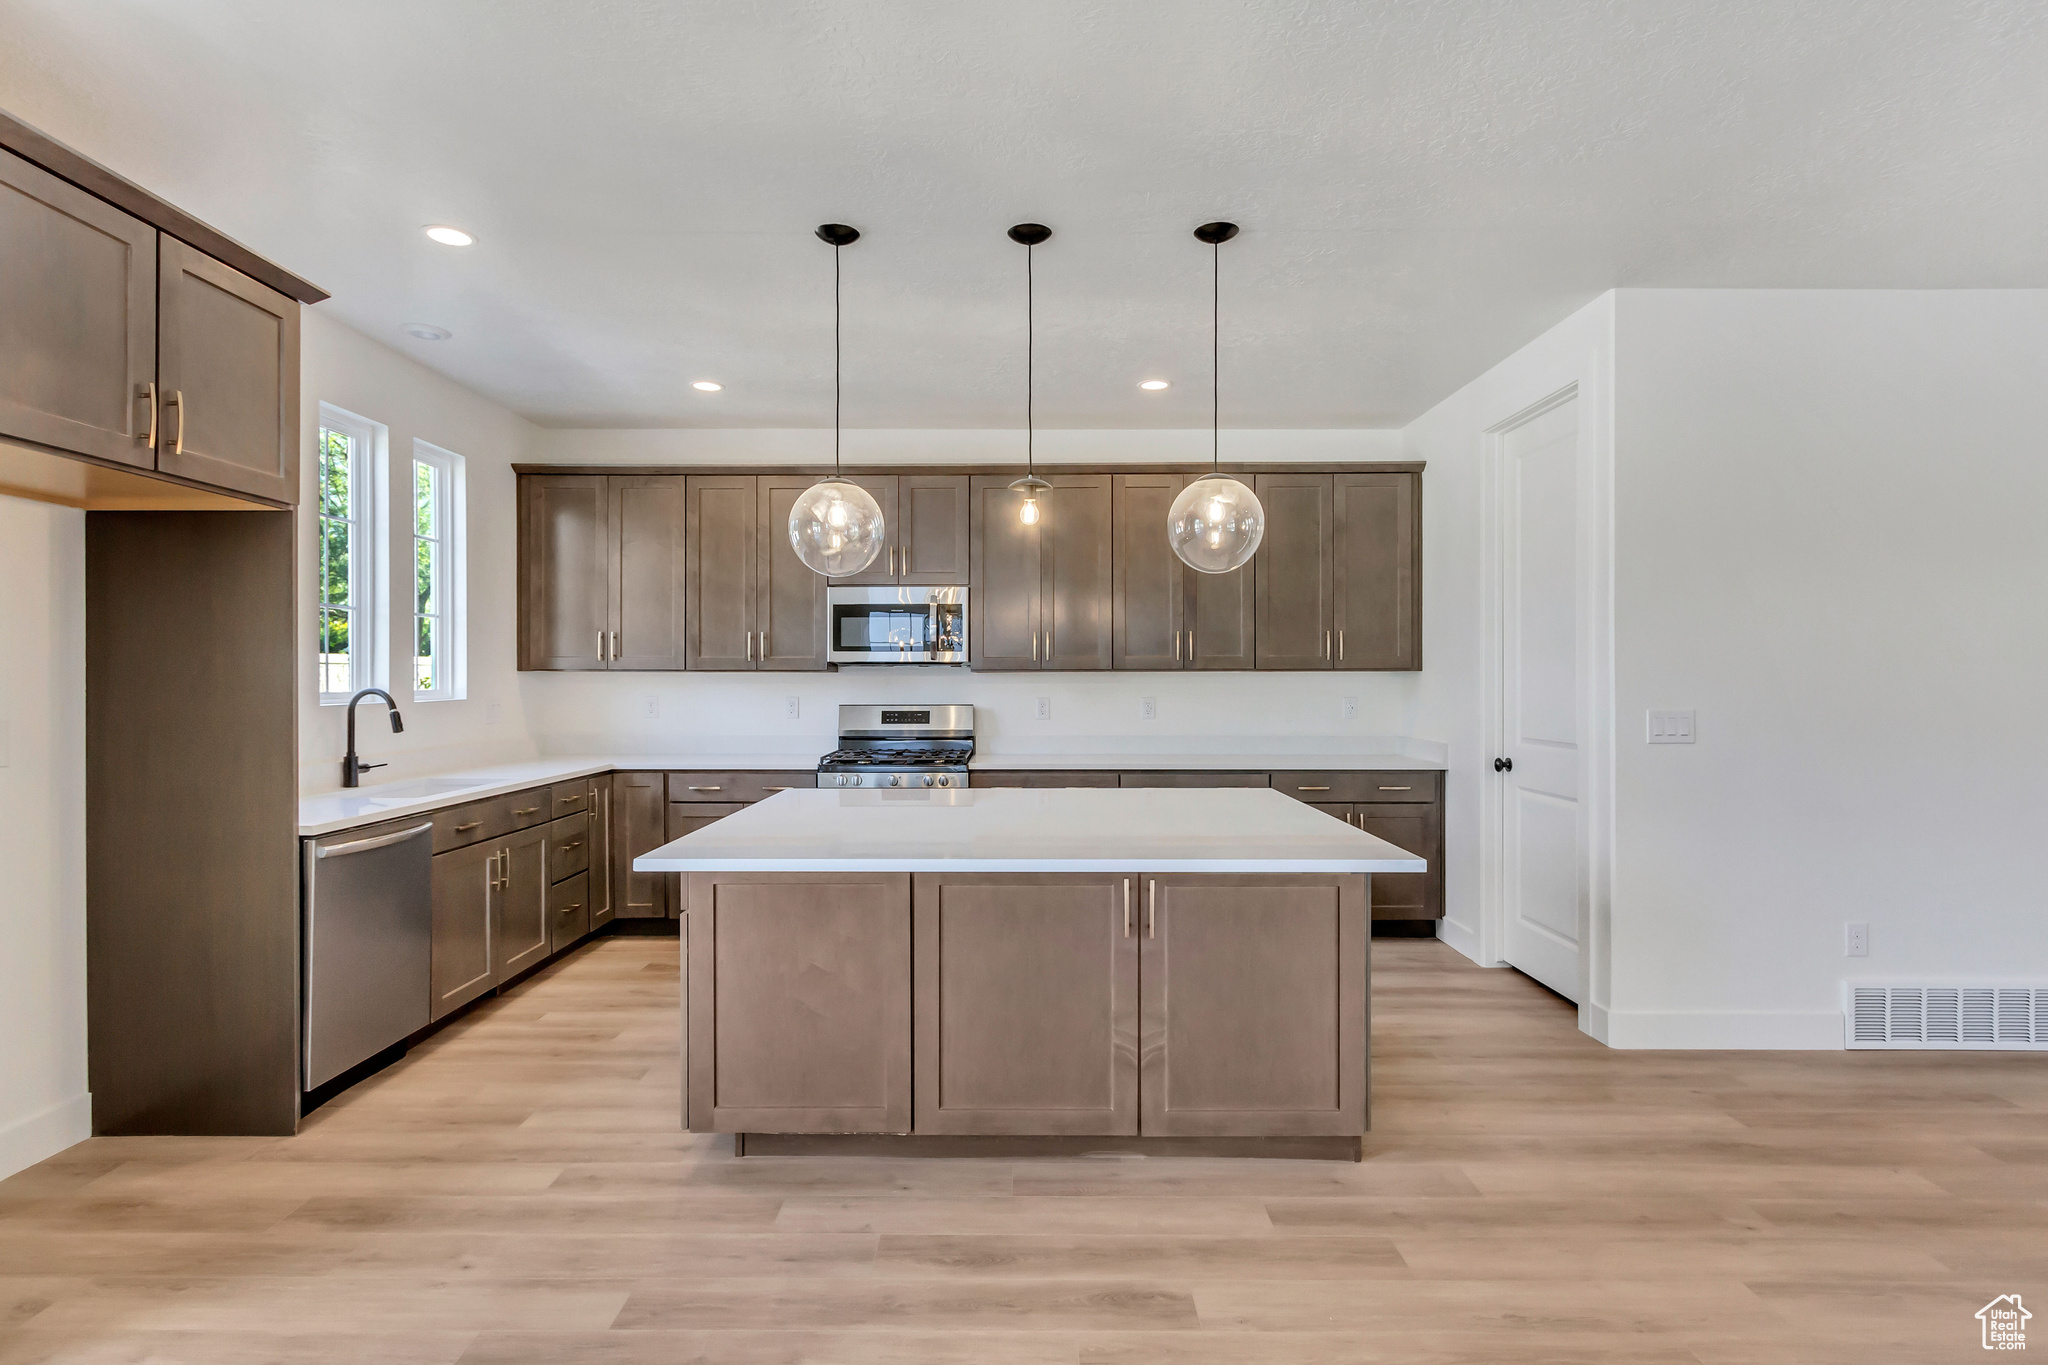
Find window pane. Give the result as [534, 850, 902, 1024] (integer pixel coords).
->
[320, 430, 351, 520]
[417, 534, 435, 616]
[416, 615, 435, 692]
[415, 461, 435, 539]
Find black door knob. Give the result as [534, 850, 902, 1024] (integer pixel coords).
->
[1494, 756, 1513, 773]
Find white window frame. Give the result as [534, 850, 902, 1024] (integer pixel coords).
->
[409, 440, 467, 702]
[315, 405, 386, 704]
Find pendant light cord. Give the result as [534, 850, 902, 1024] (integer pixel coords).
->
[1211, 239, 1220, 476]
[833, 242, 843, 476]
[1026, 242, 1035, 478]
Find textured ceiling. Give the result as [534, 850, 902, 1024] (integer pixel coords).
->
[2, 0, 2042, 428]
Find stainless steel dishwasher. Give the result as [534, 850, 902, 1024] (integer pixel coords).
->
[302, 818, 433, 1091]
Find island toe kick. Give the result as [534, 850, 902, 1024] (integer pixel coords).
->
[682, 869, 1371, 1159]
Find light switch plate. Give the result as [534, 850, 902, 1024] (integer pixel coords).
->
[1139, 697, 1157, 721]
[1342, 695, 1359, 721]
[1647, 710, 1696, 744]
[1035, 697, 1051, 720]
[1845, 922, 1869, 957]
[641, 695, 659, 719]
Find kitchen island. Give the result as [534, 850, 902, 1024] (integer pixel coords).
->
[637, 786, 1425, 1159]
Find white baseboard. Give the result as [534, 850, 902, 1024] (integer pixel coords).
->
[0, 1092, 91, 1180]
[1600, 1009, 1843, 1050]
[1434, 915, 1487, 965]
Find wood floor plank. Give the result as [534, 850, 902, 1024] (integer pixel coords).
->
[1, 933, 2039, 1363]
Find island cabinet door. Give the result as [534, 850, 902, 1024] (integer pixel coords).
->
[1138, 874, 1368, 1137]
[686, 872, 911, 1134]
[912, 873, 1138, 1135]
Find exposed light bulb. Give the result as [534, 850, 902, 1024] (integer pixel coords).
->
[826, 501, 847, 527]
[1019, 497, 1041, 526]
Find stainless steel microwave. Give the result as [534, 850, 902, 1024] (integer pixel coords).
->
[826, 586, 968, 665]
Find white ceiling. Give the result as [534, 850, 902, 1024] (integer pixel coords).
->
[3, 0, 2042, 429]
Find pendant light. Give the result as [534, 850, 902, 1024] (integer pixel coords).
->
[788, 223, 886, 576]
[1007, 223, 1053, 525]
[1167, 221, 1265, 573]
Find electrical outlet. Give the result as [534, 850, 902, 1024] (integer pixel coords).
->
[1035, 696, 1052, 720]
[1647, 710, 1696, 743]
[1845, 922, 1869, 957]
[784, 696, 801, 720]
[641, 695, 659, 720]
[1342, 695, 1358, 721]
[1139, 697, 1157, 721]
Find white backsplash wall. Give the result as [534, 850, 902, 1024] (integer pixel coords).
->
[522, 667, 1431, 761]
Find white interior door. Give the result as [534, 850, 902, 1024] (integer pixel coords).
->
[1500, 397, 1583, 1001]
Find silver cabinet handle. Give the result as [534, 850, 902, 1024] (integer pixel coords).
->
[612, 630, 619, 658]
[1187, 630, 1194, 660]
[564, 840, 583, 850]
[139, 381, 157, 448]
[599, 629, 607, 661]
[453, 821, 481, 833]
[316, 822, 433, 858]
[513, 806, 541, 817]
[1325, 629, 1332, 660]
[1046, 629, 1052, 659]
[1296, 785, 1331, 792]
[167, 389, 186, 456]
[557, 794, 580, 804]
[1378, 786, 1412, 792]
[889, 546, 897, 576]
[746, 631, 754, 662]
[1174, 630, 1181, 663]
[1147, 878, 1156, 939]
[1031, 631, 1038, 663]
[1338, 630, 1345, 661]
[1123, 878, 1131, 937]
[687, 785, 722, 792]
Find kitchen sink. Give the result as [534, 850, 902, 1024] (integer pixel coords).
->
[353, 776, 492, 802]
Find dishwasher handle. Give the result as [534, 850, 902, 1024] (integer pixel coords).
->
[316, 822, 435, 859]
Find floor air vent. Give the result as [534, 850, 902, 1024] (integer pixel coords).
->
[1845, 985, 2048, 1049]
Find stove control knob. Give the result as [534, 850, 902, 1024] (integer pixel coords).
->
[887, 774, 901, 788]
[922, 774, 935, 787]
[936, 774, 951, 787]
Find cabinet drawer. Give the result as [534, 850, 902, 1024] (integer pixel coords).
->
[1120, 771, 1270, 789]
[432, 796, 514, 853]
[1273, 771, 1439, 803]
[548, 781, 591, 817]
[550, 871, 591, 953]
[548, 811, 591, 883]
[667, 771, 813, 803]
[505, 789, 552, 829]
[970, 770, 1119, 788]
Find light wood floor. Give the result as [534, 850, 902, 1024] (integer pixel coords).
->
[2, 935, 2041, 1363]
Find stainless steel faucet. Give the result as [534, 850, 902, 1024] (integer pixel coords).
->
[342, 688, 405, 787]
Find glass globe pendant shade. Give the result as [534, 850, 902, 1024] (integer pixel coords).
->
[788, 479, 885, 576]
[1167, 474, 1265, 573]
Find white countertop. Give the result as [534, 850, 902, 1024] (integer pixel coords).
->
[298, 748, 1446, 837]
[973, 752, 1445, 771]
[633, 787, 1428, 874]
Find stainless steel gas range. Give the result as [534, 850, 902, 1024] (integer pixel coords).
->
[815, 704, 973, 789]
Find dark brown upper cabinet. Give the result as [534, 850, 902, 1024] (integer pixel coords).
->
[154, 238, 299, 504]
[971, 473, 1112, 671]
[686, 475, 758, 670]
[1112, 473, 1255, 671]
[518, 474, 686, 670]
[0, 148, 158, 471]
[828, 474, 971, 586]
[756, 475, 829, 670]
[1254, 473, 1336, 670]
[520, 474, 609, 670]
[610, 476, 689, 669]
[1333, 470, 1420, 670]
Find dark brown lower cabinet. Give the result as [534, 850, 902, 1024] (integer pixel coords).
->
[1139, 874, 1368, 1137]
[550, 871, 591, 954]
[912, 873, 1137, 1136]
[1351, 803, 1440, 920]
[611, 772, 669, 919]
[686, 870, 1367, 1140]
[491, 823, 550, 983]
[685, 872, 912, 1134]
[1120, 771, 1270, 788]
[429, 841, 495, 1021]
[968, 770, 1120, 788]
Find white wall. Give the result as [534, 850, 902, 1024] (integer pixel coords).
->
[1401, 295, 1616, 975]
[1605, 289, 2048, 1046]
[299, 312, 542, 793]
[0, 494, 89, 1178]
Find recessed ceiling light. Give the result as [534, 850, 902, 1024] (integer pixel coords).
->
[423, 225, 474, 247]
[402, 323, 451, 341]
[1139, 379, 1171, 390]
[692, 380, 723, 392]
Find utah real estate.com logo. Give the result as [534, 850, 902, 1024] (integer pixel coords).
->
[1979, 1295, 2030, 1351]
